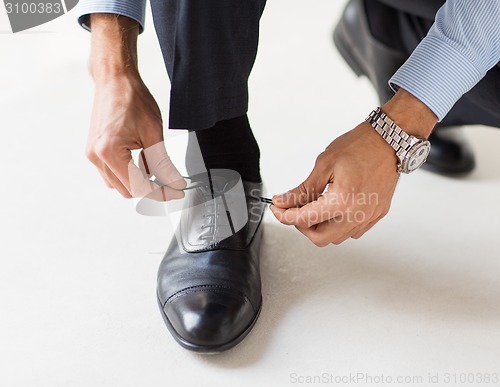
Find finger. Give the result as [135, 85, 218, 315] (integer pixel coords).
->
[127, 161, 179, 199]
[138, 153, 186, 201]
[91, 154, 132, 197]
[141, 142, 186, 190]
[144, 184, 185, 202]
[100, 164, 133, 197]
[97, 143, 159, 198]
[128, 161, 185, 200]
[270, 191, 345, 228]
[97, 169, 113, 189]
[86, 149, 115, 190]
[272, 168, 331, 209]
[331, 211, 383, 243]
[330, 222, 365, 245]
[351, 216, 382, 239]
[95, 140, 137, 191]
[296, 217, 359, 247]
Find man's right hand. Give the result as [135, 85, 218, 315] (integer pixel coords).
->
[85, 14, 185, 200]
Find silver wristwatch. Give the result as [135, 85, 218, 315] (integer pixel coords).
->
[366, 107, 431, 174]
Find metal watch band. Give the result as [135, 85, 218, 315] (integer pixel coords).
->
[365, 107, 413, 154]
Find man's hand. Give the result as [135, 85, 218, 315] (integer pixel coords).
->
[85, 14, 185, 200]
[271, 89, 437, 245]
[271, 122, 400, 245]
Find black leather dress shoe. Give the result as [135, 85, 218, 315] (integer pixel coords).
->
[421, 128, 475, 175]
[157, 170, 265, 353]
[333, 0, 475, 175]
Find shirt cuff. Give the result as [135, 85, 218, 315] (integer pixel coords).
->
[389, 35, 484, 122]
[77, 0, 146, 33]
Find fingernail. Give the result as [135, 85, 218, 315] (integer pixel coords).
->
[273, 192, 289, 202]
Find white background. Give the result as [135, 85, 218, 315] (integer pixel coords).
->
[1, 1, 499, 386]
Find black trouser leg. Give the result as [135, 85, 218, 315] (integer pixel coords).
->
[150, 1, 266, 181]
[150, 0, 266, 130]
[369, 0, 500, 127]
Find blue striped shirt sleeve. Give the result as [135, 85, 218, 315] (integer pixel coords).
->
[77, 0, 147, 33]
[389, 0, 500, 121]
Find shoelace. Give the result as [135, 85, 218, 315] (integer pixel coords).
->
[156, 176, 272, 203]
[153, 176, 271, 243]
[198, 182, 237, 242]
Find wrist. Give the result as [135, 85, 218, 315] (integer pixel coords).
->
[358, 122, 399, 164]
[89, 14, 140, 82]
[381, 88, 438, 139]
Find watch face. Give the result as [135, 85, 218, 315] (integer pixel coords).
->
[404, 141, 431, 173]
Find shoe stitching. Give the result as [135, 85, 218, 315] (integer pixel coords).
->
[181, 209, 265, 253]
[181, 181, 265, 253]
[165, 284, 256, 313]
[166, 284, 246, 303]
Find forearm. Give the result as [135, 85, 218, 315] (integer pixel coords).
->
[389, 0, 500, 122]
[89, 14, 140, 82]
[382, 88, 438, 139]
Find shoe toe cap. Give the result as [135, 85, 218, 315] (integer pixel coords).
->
[164, 289, 257, 348]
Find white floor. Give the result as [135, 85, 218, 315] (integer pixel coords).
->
[1, 2, 500, 387]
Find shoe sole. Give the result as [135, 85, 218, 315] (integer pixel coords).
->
[420, 161, 475, 176]
[156, 293, 263, 354]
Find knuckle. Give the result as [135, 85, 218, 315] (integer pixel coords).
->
[315, 151, 328, 166]
[310, 234, 328, 247]
[292, 217, 302, 227]
[318, 240, 330, 247]
[332, 234, 350, 245]
[308, 233, 320, 246]
[361, 208, 376, 222]
[296, 217, 309, 229]
[312, 240, 324, 247]
[94, 137, 116, 160]
[313, 156, 330, 176]
[85, 147, 98, 163]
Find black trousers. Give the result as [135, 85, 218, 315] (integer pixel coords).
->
[149, 0, 266, 130]
[150, 0, 499, 130]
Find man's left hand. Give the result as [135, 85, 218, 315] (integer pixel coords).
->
[271, 121, 400, 245]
